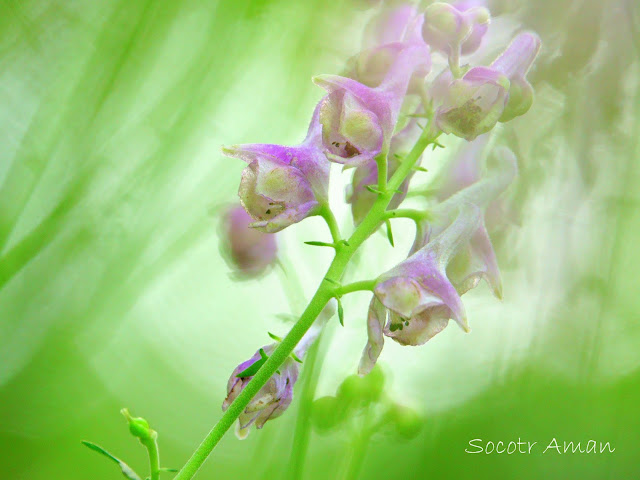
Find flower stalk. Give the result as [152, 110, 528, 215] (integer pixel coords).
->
[173, 126, 438, 480]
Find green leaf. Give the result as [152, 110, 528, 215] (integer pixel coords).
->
[236, 348, 269, 378]
[337, 298, 344, 326]
[268, 331, 283, 342]
[412, 165, 428, 172]
[290, 352, 304, 363]
[385, 219, 395, 247]
[304, 240, 335, 248]
[159, 468, 179, 473]
[365, 184, 383, 194]
[81, 441, 142, 480]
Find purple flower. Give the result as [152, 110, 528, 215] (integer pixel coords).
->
[224, 343, 299, 439]
[219, 204, 278, 278]
[314, 42, 430, 168]
[222, 104, 329, 233]
[421, 2, 490, 57]
[432, 32, 541, 140]
[359, 203, 482, 374]
[433, 66, 510, 141]
[223, 302, 335, 438]
[347, 118, 423, 225]
[361, 3, 423, 49]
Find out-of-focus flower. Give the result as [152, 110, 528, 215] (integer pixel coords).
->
[433, 66, 510, 141]
[412, 146, 518, 296]
[347, 118, 423, 225]
[421, 2, 490, 57]
[223, 302, 335, 438]
[490, 32, 541, 122]
[359, 204, 482, 374]
[219, 204, 278, 278]
[361, 3, 422, 49]
[432, 32, 541, 140]
[222, 104, 329, 233]
[314, 42, 430, 168]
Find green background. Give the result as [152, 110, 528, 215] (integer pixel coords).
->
[1, 0, 639, 478]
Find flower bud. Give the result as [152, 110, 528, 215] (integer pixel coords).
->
[421, 2, 490, 56]
[219, 205, 277, 278]
[386, 404, 423, 440]
[121, 408, 155, 443]
[311, 396, 346, 434]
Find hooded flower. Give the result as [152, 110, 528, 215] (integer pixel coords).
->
[359, 203, 481, 374]
[219, 204, 278, 278]
[223, 302, 335, 438]
[411, 146, 518, 297]
[314, 42, 430, 168]
[421, 2, 490, 57]
[432, 32, 542, 140]
[222, 103, 329, 233]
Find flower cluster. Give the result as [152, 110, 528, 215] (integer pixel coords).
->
[220, 1, 540, 436]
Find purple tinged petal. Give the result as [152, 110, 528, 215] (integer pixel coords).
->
[362, 4, 420, 48]
[421, 2, 490, 56]
[358, 297, 387, 375]
[490, 32, 542, 79]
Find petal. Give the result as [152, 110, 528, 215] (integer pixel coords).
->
[358, 297, 387, 375]
[490, 32, 542, 78]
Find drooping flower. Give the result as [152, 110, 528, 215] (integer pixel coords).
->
[314, 42, 430, 168]
[223, 302, 335, 438]
[411, 146, 518, 297]
[222, 103, 329, 233]
[347, 117, 423, 225]
[432, 32, 542, 140]
[421, 2, 490, 57]
[219, 204, 278, 278]
[359, 203, 482, 374]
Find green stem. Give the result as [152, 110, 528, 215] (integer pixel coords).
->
[143, 435, 160, 480]
[173, 128, 437, 480]
[338, 279, 377, 295]
[287, 326, 331, 479]
[385, 208, 430, 223]
[318, 203, 343, 244]
[376, 152, 388, 193]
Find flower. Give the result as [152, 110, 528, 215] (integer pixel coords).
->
[421, 2, 490, 57]
[223, 302, 335, 438]
[224, 344, 298, 440]
[359, 203, 482, 374]
[219, 204, 278, 278]
[411, 146, 518, 296]
[222, 103, 329, 233]
[432, 32, 541, 140]
[314, 42, 430, 168]
[433, 66, 510, 141]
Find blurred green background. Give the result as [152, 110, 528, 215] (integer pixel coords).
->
[1, 0, 639, 478]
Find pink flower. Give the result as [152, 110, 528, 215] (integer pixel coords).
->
[222, 104, 329, 233]
[219, 205, 278, 278]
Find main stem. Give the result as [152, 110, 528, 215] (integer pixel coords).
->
[144, 436, 160, 480]
[173, 129, 435, 480]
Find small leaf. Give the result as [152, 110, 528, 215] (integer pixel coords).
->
[385, 219, 395, 247]
[290, 352, 304, 363]
[365, 185, 384, 194]
[268, 331, 283, 342]
[337, 298, 344, 326]
[340, 239, 350, 247]
[159, 468, 179, 473]
[431, 141, 445, 150]
[412, 165, 428, 172]
[81, 441, 142, 480]
[304, 241, 335, 248]
[236, 348, 269, 378]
